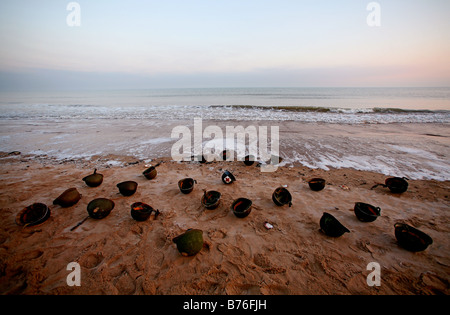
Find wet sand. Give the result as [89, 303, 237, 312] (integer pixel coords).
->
[0, 154, 449, 295]
[1, 120, 449, 181]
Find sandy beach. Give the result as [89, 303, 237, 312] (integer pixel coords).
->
[1, 0, 449, 299]
[0, 152, 448, 295]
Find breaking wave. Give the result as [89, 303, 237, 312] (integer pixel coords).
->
[1, 103, 449, 124]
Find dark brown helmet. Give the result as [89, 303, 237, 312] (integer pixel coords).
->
[143, 166, 157, 180]
[130, 202, 154, 221]
[178, 178, 196, 194]
[82, 169, 103, 187]
[231, 198, 252, 218]
[272, 187, 292, 207]
[117, 181, 138, 196]
[16, 203, 50, 227]
[371, 177, 408, 194]
[244, 155, 255, 166]
[201, 190, 221, 210]
[354, 202, 381, 222]
[320, 212, 350, 237]
[87, 198, 115, 220]
[394, 223, 433, 252]
[385, 177, 409, 193]
[308, 178, 326, 191]
[53, 188, 81, 208]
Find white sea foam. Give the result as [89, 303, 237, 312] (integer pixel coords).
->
[388, 145, 440, 160]
[1, 102, 449, 124]
[139, 137, 173, 145]
[284, 135, 450, 181]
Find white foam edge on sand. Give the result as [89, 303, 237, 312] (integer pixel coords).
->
[285, 149, 450, 181]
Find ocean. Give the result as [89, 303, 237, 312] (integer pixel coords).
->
[1, 87, 450, 123]
[0, 87, 449, 180]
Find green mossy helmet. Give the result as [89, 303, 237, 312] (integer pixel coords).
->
[173, 229, 204, 257]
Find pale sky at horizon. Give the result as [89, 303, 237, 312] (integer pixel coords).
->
[0, 0, 449, 90]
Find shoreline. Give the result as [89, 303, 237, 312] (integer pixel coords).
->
[0, 155, 449, 294]
[1, 120, 449, 181]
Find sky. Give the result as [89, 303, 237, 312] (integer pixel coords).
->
[0, 0, 449, 90]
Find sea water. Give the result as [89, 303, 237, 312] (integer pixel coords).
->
[0, 87, 449, 180]
[1, 87, 449, 121]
